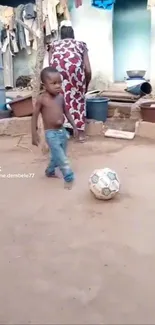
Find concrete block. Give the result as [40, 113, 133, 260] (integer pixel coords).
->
[0, 116, 31, 136]
[108, 107, 115, 118]
[118, 106, 131, 118]
[85, 119, 105, 136]
[136, 121, 155, 140]
[0, 119, 8, 135]
[108, 102, 132, 118]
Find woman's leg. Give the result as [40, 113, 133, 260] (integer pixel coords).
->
[78, 130, 85, 142]
[77, 101, 86, 142]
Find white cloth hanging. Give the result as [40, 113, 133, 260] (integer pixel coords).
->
[43, 0, 59, 31]
[23, 9, 38, 53]
[43, 50, 49, 68]
[2, 30, 13, 88]
[147, 0, 155, 9]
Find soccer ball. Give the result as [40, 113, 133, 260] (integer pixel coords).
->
[89, 168, 120, 200]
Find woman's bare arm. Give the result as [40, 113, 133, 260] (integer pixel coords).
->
[83, 51, 92, 92]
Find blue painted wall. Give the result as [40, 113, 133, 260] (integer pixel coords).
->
[113, 0, 151, 81]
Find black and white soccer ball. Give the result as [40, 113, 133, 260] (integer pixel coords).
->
[89, 168, 120, 200]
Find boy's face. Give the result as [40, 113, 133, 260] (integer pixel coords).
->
[44, 72, 62, 95]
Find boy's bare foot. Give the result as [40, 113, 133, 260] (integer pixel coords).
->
[45, 171, 59, 178]
[48, 174, 58, 178]
[45, 168, 61, 178]
[64, 181, 74, 190]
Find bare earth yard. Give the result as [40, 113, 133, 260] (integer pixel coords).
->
[0, 136, 155, 324]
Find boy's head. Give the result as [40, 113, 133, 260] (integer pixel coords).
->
[40, 67, 62, 95]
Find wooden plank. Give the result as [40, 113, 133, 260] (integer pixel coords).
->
[109, 97, 136, 103]
[100, 90, 136, 97]
[99, 90, 139, 101]
[104, 129, 135, 140]
[108, 101, 132, 109]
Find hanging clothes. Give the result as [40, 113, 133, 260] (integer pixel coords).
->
[74, 0, 82, 8]
[24, 3, 36, 19]
[15, 5, 27, 50]
[1, 29, 13, 88]
[45, 16, 51, 36]
[8, 14, 16, 31]
[147, 0, 155, 9]
[23, 8, 37, 54]
[43, 49, 49, 68]
[1, 27, 7, 44]
[56, 2, 64, 15]
[0, 21, 4, 49]
[10, 31, 19, 53]
[9, 13, 19, 54]
[1, 6, 14, 25]
[43, 0, 59, 32]
[92, 0, 115, 10]
[66, 0, 75, 11]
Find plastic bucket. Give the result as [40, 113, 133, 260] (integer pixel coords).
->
[0, 86, 6, 110]
[127, 82, 152, 96]
[86, 97, 109, 122]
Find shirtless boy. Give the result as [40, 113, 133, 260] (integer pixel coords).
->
[31, 67, 78, 187]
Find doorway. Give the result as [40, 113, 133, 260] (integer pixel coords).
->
[113, 0, 151, 81]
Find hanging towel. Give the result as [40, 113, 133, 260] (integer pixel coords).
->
[43, 0, 59, 31]
[92, 0, 115, 10]
[74, 0, 82, 8]
[147, 0, 155, 9]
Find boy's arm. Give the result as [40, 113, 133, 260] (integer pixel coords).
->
[63, 100, 78, 138]
[31, 98, 41, 146]
[63, 98, 77, 129]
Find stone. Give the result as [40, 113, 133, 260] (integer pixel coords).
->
[107, 102, 132, 118]
[0, 119, 8, 135]
[108, 107, 115, 118]
[0, 117, 31, 136]
[136, 121, 155, 139]
[85, 119, 105, 136]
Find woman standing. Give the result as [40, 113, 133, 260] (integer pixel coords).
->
[49, 21, 92, 142]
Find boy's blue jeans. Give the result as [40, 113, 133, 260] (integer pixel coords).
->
[45, 128, 74, 183]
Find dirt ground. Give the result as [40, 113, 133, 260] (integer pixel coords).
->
[1, 136, 155, 325]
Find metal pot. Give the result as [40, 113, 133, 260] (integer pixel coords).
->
[126, 70, 146, 78]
